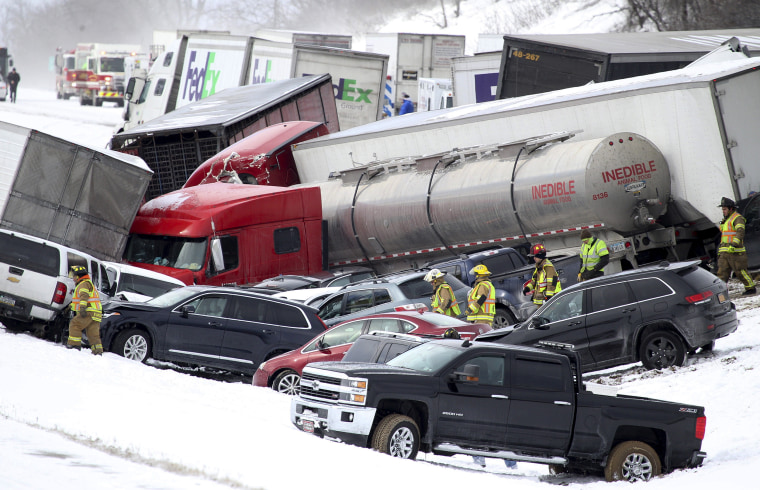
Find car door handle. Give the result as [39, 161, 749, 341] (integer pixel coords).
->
[622, 308, 637, 313]
[208, 321, 223, 327]
[568, 321, 582, 325]
[554, 401, 571, 406]
[491, 394, 509, 399]
[262, 329, 275, 335]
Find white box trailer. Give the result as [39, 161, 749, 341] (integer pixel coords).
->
[291, 45, 389, 129]
[451, 51, 502, 106]
[0, 122, 152, 261]
[363, 33, 465, 116]
[292, 42, 760, 265]
[417, 78, 453, 112]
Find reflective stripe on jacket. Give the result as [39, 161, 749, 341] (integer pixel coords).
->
[719, 211, 746, 253]
[432, 282, 461, 317]
[71, 277, 102, 322]
[580, 238, 609, 272]
[466, 279, 496, 323]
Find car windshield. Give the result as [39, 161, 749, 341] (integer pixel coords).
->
[386, 342, 461, 373]
[125, 235, 206, 271]
[146, 287, 196, 307]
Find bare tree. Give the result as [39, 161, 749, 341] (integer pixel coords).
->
[624, 0, 760, 30]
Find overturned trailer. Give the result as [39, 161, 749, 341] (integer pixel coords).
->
[111, 74, 339, 200]
[292, 41, 760, 269]
[0, 122, 152, 261]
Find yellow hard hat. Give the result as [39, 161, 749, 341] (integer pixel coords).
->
[470, 264, 491, 276]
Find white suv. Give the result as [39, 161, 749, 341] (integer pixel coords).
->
[0, 229, 110, 340]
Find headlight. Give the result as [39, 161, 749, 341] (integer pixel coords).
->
[338, 377, 368, 406]
[348, 380, 366, 389]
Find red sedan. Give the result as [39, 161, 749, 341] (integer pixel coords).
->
[252, 311, 492, 394]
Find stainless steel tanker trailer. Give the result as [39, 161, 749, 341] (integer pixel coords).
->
[300, 131, 671, 273]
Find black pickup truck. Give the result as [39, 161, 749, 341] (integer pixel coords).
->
[291, 340, 706, 482]
[427, 246, 580, 327]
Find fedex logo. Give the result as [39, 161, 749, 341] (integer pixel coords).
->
[182, 50, 221, 102]
[335, 78, 372, 103]
[301, 73, 373, 103]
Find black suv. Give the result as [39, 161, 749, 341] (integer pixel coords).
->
[100, 286, 327, 375]
[477, 260, 737, 371]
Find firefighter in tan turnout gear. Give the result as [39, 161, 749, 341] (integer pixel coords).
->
[67, 265, 104, 354]
[523, 244, 562, 305]
[717, 197, 756, 296]
[466, 265, 496, 326]
[423, 269, 461, 318]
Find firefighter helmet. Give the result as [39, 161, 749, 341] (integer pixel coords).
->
[469, 264, 491, 276]
[442, 328, 461, 339]
[69, 265, 87, 278]
[718, 197, 736, 209]
[423, 268, 446, 282]
[528, 244, 547, 258]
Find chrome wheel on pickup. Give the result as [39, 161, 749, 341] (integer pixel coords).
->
[605, 441, 662, 482]
[371, 414, 419, 459]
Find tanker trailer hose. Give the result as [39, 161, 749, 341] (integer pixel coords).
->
[510, 147, 532, 248]
[350, 172, 374, 268]
[426, 158, 459, 258]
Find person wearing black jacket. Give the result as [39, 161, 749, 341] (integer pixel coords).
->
[7, 67, 20, 103]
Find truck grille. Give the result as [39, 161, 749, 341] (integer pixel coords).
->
[300, 371, 342, 402]
[141, 136, 220, 201]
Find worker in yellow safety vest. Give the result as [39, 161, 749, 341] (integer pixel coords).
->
[466, 264, 496, 326]
[67, 265, 104, 354]
[523, 244, 562, 305]
[717, 197, 756, 295]
[423, 268, 462, 317]
[579, 229, 610, 281]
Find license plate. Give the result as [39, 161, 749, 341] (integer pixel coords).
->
[302, 419, 315, 433]
[610, 241, 626, 253]
[0, 295, 15, 307]
[718, 293, 727, 303]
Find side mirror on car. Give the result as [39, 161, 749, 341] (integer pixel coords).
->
[180, 304, 195, 317]
[531, 316, 549, 330]
[449, 364, 480, 383]
[317, 336, 327, 350]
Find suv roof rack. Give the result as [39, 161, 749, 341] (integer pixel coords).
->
[536, 340, 576, 351]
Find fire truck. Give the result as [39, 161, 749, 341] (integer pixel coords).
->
[71, 43, 143, 106]
[54, 48, 76, 100]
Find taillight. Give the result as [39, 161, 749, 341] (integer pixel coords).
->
[685, 291, 713, 304]
[394, 303, 429, 313]
[695, 416, 706, 440]
[52, 281, 68, 304]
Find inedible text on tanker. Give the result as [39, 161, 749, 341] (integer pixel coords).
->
[532, 180, 575, 205]
[602, 160, 656, 185]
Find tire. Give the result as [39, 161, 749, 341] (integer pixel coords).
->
[371, 414, 420, 459]
[272, 369, 300, 395]
[493, 306, 516, 329]
[604, 440, 662, 482]
[548, 464, 567, 475]
[113, 328, 151, 362]
[639, 330, 686, 370]
[95, 98, 103, 107]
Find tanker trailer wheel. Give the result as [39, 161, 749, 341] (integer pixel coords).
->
[371, 414, 419, 459]
[604, 441, 661, 482]
[639, 330, 685, 370]
[493, 306, 517, 328]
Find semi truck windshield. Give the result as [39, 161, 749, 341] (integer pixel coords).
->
[125, 235, 206, 271]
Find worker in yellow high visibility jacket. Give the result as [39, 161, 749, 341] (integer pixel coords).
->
[67, 265, 104, 355]
[424, 268, 461, 317]
[717, 197, 756, 295]
[523, 244, 562, 305]
[466, 264, 496, 326]
[579, 229, 609, 281]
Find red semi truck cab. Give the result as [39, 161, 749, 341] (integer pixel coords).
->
[124, 183, 324, 286]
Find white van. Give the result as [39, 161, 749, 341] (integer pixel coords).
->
[103, 261, 185, 302]
[0, 229, 110, 341]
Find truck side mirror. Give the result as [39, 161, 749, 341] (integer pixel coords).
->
[450, 364, 479, 383]
[210, 238, 225, 274]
